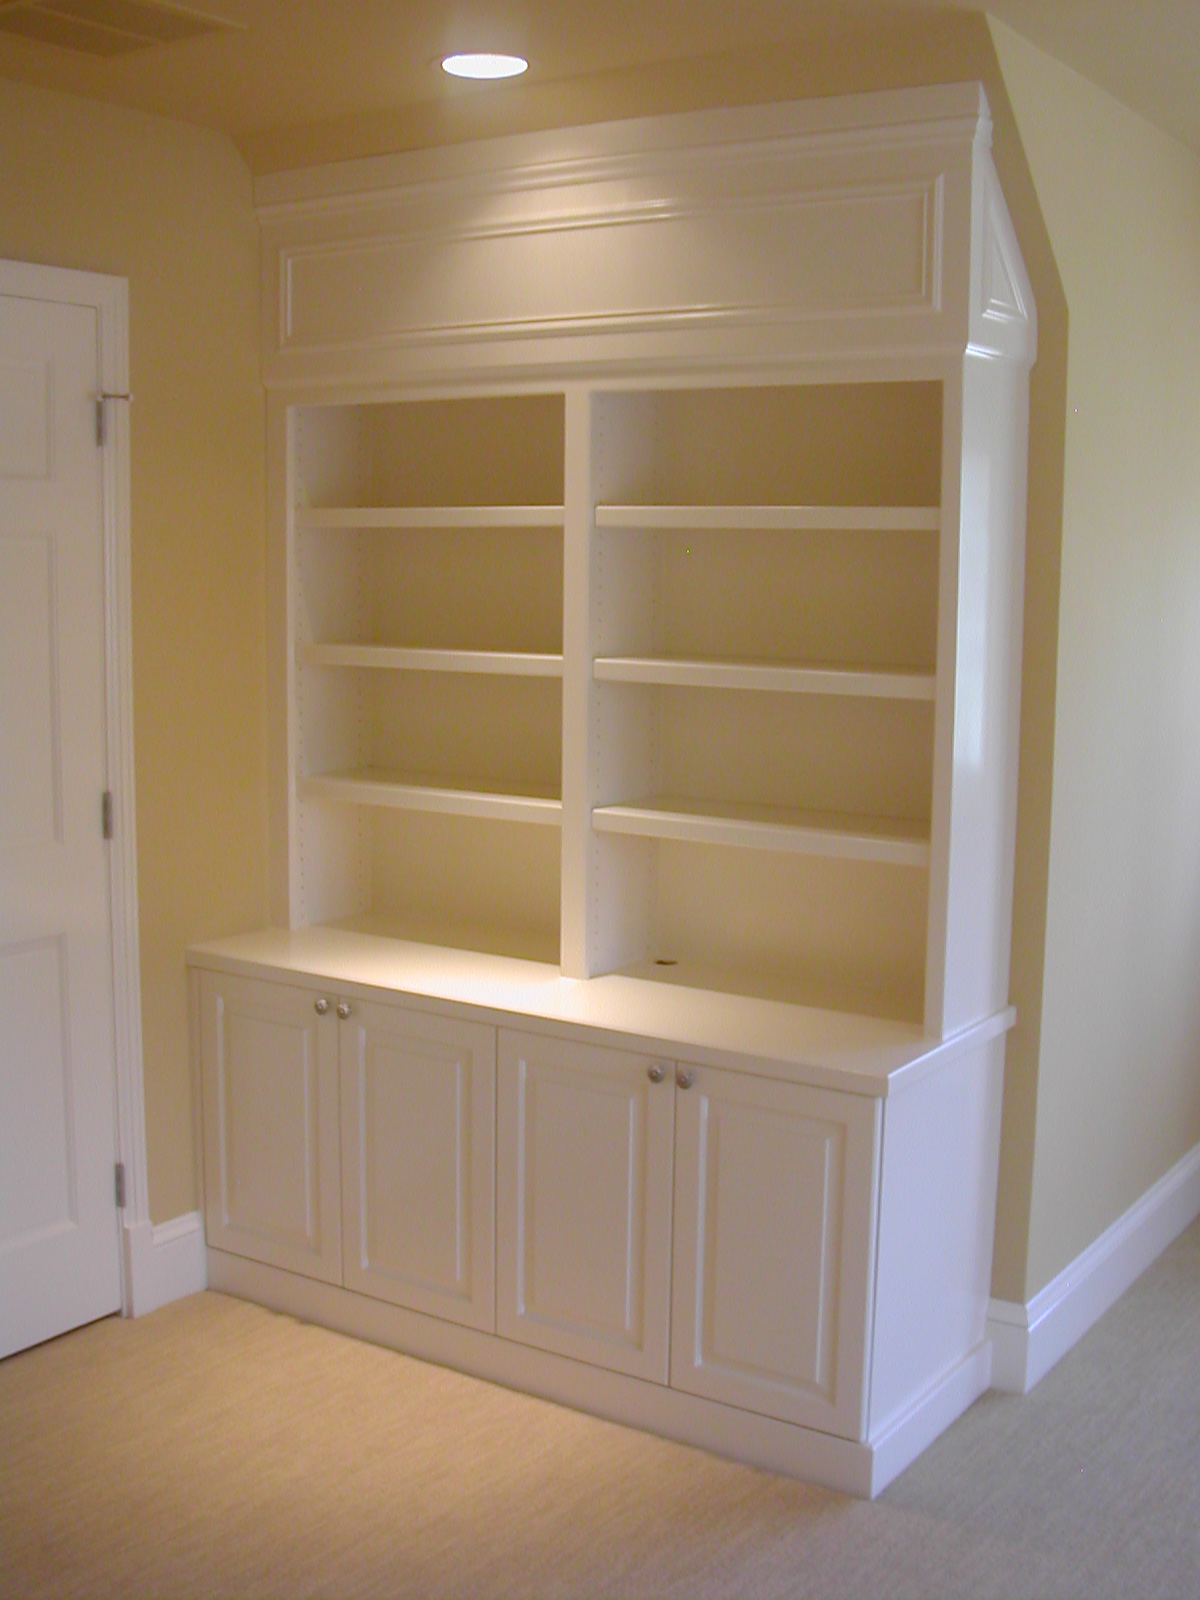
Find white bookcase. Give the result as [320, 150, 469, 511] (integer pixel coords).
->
[192, 82, 1036, 1496]
[581, 380, 943, 1021]
[290, 393, 566, 962]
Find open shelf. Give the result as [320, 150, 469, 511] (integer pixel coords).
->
[300, 645, 563, 677]
[297, 504, 565, 530]
[300, 769, 562, 826]
[592, 656, 934, 700]
[295, 393, 564, 510]
[594, 504, 939, 532]
[592, 796, 929, 867]
[291, 394, 566, 963]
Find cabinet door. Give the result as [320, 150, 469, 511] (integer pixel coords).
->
[670, 1065, 879, 1440]
[339, 998, 495, 1331]
[497, 1030, 675, 1382]
[200, 972, 342, 1284]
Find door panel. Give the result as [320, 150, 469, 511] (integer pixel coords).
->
[340, 999, 495, 1330]
[201, 972, 342, 1284]
[0, 289, 121, 1358]
[671, 1066, 879, 1439]
[0, 938, 74, 1245]
[497, 1029, 674, 1382]
[0, 531, 59, 846]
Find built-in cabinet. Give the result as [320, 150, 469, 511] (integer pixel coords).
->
[193, 82, 1035, 1497]
[200, 971, 342, 1284]
[496, 1028, 675, 1383]
[669, 1065, 878, 1439]
[198, 963, 888, 1445]
[339, 997, 495, 1332]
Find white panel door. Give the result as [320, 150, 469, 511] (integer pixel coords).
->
[0, 289, 122, 1358]
[339, 997, 495, 1331]
[670, 1065, 880, 1440]
[200, 972, 342, 1284]
[497, 1029, 675, 1382]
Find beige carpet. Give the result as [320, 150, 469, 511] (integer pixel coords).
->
[1, 1219, 1198, 1599]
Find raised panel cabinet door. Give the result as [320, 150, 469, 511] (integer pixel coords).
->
[670, 1066, 880, 1440]
[200, 972, 342, 1284]
[339, 999, 495, 1331]
[497, 1030, 675, 1382]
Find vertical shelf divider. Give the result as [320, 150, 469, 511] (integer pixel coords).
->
[560, 385, 594, 978]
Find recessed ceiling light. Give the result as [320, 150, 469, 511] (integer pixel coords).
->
[441, 52, 528, 80]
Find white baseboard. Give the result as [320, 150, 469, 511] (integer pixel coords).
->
[207, 1247, 877, 1497]
[868, 1342, 993, 1495]
[988, 1140, 1200, 1393]
[123, 1212, 207, 1317]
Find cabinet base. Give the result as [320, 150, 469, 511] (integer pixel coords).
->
[207, 1247, 991, 1499]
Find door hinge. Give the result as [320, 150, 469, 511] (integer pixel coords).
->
[95, 390, 133, 448]
[102, 789, 114, 840]
[115, 1162, 126, 1209]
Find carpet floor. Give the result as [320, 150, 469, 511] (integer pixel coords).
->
[1, 1219, 1197, 1598]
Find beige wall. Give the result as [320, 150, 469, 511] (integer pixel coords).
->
[990, 23, 1200, 1297]
[0, 79, 268, 1221]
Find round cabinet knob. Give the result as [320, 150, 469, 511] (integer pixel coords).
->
[675, 1069, 695, 1091]
[336, 1000, 352, 1020]
[313, 998, 329, 1015]
[647, 1064, 664, 1084]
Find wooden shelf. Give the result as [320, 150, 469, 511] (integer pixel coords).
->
[594, 504, 940, 532]
[299, 644, 563, 677]
[593, 656, 935, 701]
[592, 796, 930, 866]
[296, 505, 566, 530]
[189, 925, 1017, 1099]
[299, 769, 562, 826]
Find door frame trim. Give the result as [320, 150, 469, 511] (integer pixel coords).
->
[1, 258, 148, 1314]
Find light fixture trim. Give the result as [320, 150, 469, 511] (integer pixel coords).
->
[441, 51, 528, 80]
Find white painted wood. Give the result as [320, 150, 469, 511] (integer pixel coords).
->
[200, 971, 342, 1284]
[208, 1246, 876, 1496]
[299, 644, 563, 676]
[670, 1066, 879, 1439]
[592, 797, 931, 867]
[988, 1139, 1200, 1394]
[0, 278, 125, 1356]
[188, 928, 1013, 1099]
[267, 392, 295, 929]
[299, 771, 562, 825]
[867, 1341, 993, 1495]
[123, 1211, 207, 1316]
[340, 998, 495, 1331]
[937, 352, 1029, 1034]
[190, 947, 1010, 1488]
[559, 385, 595, 979]
[223, 85, 1036, 1491]
[867, 1034, 1004, 1437]
[594, 504, 941, 532]
[593, 657, 937, 701]
[296, 504, 565, 529]
[497, 1029, 675, 1381]
[255, 87, 1007, 388]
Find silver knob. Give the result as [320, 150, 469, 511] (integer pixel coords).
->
[336, 1000, 352, 1020]
[314, 998, 329, 1015]
[647, 1064, 664, 1084]
[676, 1069, 695, 1090]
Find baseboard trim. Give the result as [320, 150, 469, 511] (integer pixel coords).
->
[988, 1140, 1200, 1393]
[868, 1341, 993, 1495]
[124, 1212, 207, 1317]
[207, 1247, 877, 1497]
